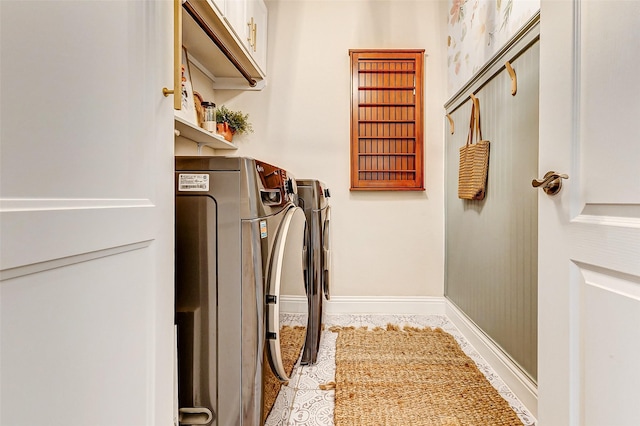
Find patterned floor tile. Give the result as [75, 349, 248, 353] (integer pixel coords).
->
[296, 332, 336, 389]
[265, 383, 296, 426]
[322, 314, 360, 328]
[355, 313, 399, 328]
[280, 313, 307, 327]
[288, 389, 334, 426]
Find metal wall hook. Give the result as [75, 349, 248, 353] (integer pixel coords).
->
[532, 171, 569, 195]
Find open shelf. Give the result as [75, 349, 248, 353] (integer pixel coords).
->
[174, 116, 237, 151]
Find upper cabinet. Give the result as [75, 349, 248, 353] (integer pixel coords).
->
[224, 0, 246, 44]
[225, 0, 267, 74]
[210, 0, 225, 15]
[182, 0, 268, 90]
[245, 0, 267, 73]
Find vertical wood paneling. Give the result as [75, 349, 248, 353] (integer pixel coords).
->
[445, 41, 539, 381]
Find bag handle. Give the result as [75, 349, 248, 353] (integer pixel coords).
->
[470, 94, 483, 141]
[466, 97, 476, 146]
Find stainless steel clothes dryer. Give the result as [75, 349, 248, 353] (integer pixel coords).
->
[296, 179, 331, 366]
[175, 156, 308, 426]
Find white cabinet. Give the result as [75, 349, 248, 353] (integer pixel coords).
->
[246, 0, 267, 74]
[224, 0, 246, 43]
[183, 0, 267, 89]
[210, 0, 225, 15]
[225, 0, 267, 74]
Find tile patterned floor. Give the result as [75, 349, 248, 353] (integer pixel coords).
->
[267, 314, 537, 426]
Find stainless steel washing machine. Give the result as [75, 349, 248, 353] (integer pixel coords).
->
[296, 179, 331, 366]
[175, 156, 308, 425]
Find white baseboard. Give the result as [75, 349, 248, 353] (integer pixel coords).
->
[324, 296, 446, 315]
[445, 299, 538, 418]
[280, 295, 446, 315]
[279, 295, 308, 314]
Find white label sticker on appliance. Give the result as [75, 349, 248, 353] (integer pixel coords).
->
[178, 174, 209, 191]
[260, 220, 268, 239]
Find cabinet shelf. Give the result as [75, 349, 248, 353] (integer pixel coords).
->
[358, 153, 417, 156]
[357, 70, 416, 74]
[359, 136, 416, 140]
[359, 103, 415, 107]
[358, 120, 416, 123]
[358, 169, 417, 173]
[358, 86, 415, 90]
[174, 116, 237, 152]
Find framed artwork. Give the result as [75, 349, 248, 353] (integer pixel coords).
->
[174, 46, 198, 125]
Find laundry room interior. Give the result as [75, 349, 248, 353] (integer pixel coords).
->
[2, 0, 639, 426]
[171, 0, 539, 423]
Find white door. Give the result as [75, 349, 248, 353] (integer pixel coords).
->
[0, 1, 175, 425]
[538, 1, 640, 425]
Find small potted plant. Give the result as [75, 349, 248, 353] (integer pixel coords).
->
[215, 105, 254, 141]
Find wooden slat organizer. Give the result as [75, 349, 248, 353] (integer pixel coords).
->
[350, 50, 424, 190]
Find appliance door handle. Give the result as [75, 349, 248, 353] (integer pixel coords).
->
[322, 207, 331, 300]
[178, 407, 214, 425]
[260, 189, 282, 206]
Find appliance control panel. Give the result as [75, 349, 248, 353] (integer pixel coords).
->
[255, 160, 296, 206]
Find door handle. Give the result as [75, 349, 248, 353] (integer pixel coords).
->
[532, 171, 569, 195]
[162, 0, 182, 110]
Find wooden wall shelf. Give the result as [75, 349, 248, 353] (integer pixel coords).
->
[174, 116, 237, 153]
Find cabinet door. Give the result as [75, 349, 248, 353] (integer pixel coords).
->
[226, 0, 267, 74]
[224, 0, 247, 44]
[247, 0, 268, 74]
[211, 0, 225, 15]
[0, 1, 175, 425]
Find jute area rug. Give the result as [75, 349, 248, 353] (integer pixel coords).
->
[332, 325, 523, 426]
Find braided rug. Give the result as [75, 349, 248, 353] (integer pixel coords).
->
[332, 325, 523, 426]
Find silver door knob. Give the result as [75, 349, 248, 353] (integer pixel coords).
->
[532, 171, 569, 195]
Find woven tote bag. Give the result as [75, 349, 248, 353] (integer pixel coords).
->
[458, 95, 490, 200]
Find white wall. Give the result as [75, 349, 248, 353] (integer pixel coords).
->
[215, 0, 448, 297]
